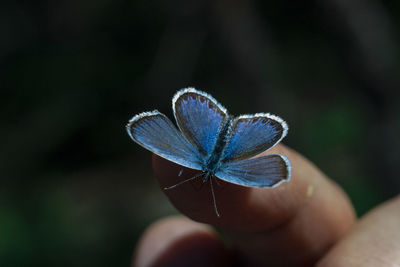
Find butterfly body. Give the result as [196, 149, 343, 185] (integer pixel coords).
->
[203, 116, 232, 175]
[127, 88, 291, 216]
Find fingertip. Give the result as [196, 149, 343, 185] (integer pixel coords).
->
[132, 216, 231, 267]
[152, 154, 252, 227]
[151, 144, 356, 265]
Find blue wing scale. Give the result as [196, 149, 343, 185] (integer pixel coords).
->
[215, 154, 291, 187]
[173, 88, 228, 156]
[222, 113, 288, 162]
[126, 110, 203, 170]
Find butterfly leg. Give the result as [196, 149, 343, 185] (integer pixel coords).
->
[202, 172, 210, 183]
[209, 177, 220, 217]
[164, 172, 204, 190]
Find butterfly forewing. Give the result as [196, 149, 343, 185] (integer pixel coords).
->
[221, 114, 288, 162]
[215, 154, 291, 187]
[173, 88, 229, 156]
[126, 110, 203, 170]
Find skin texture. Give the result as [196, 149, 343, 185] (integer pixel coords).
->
[132, 144, 400, 266]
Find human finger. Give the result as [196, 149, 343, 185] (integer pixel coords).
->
[153, 144, 356, 265]
[317, 195, 400, 267]
[132, 216, 231, 267]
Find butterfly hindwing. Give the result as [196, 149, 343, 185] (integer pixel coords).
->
[221, 113, 288, 162]
[126, 110, 203, 170]
[173, 88, 229, 156]
[215, 154, 291, 187]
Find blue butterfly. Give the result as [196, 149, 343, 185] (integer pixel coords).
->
[126, 88, 291, 217]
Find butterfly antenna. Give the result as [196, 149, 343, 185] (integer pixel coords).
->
[164, 172, 204, 190]
[210, 177, 220, 217]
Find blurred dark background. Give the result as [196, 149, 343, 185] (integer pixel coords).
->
[1, 0, 399, 266]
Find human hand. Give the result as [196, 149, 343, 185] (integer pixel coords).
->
[133, 144, 400, 266]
